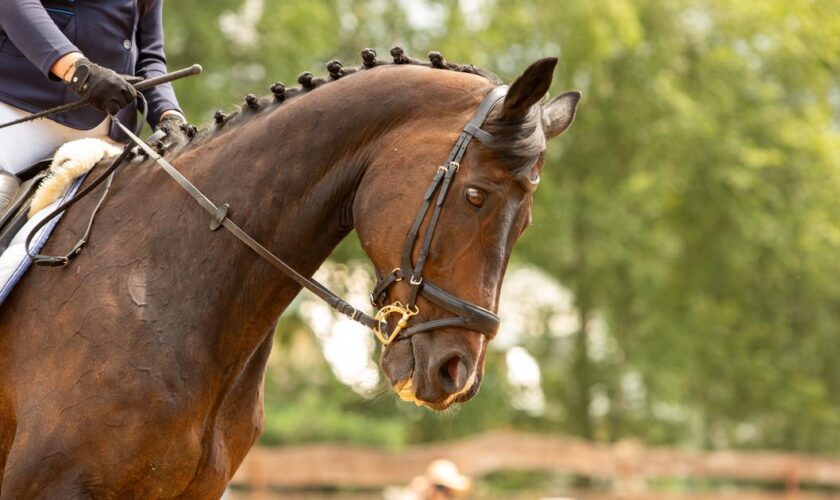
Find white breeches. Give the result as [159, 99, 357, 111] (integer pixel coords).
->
[0, 101, 110, 175]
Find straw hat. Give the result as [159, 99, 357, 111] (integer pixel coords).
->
[424, 459, 472, 494]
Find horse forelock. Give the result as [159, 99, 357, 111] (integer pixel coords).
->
[482, 105, 546, 182]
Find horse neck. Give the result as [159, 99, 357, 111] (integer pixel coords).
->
[168, 67, 490, 344]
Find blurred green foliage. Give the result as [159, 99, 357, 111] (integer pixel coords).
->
[162, 0, 840, 453]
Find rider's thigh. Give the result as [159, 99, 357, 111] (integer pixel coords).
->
[0, 102, 68, 175]
[0, 102, 110, 175]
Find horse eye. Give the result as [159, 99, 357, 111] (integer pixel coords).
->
[464, 187, 486, 208]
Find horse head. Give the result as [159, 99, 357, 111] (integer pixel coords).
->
[354, 58, 580, 410]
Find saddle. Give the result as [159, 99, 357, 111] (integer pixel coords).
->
[0, 135, 162, 305]
[0, 136, 127, 256]
[0, 159, 52, 254]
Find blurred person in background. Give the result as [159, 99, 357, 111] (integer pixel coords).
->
[386, 459, 473, 500]
[0, 0, 185, 213]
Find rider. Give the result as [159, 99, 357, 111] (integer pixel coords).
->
[0, 0, 186, 213]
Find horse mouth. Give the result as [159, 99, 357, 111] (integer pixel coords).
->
[394, 378, 426, 407]
[392, 372, 480, 411]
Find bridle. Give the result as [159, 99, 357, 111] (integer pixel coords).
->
[27, 84, 512, 346]
[368, 85, 509, 344]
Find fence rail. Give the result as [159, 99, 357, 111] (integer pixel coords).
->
[231, 430, 840, 495]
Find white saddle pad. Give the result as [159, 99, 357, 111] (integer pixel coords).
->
[0, 138, 119, 307]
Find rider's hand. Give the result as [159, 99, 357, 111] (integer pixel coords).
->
[65, 58, 137, 115]
[154, 111, 190, 154]
[156, 111, 186, 134]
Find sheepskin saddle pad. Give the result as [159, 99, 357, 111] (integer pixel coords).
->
[0, 138, 120, 307]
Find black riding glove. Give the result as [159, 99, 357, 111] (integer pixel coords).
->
[156, 112, 186, 134]
[66, 58, 138, 115]
[154, 112, 190, 153]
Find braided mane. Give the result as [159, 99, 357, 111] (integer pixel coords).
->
[177, 47, 501, 145]
[171, 47, 542, 182]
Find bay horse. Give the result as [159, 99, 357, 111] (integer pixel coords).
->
[0, 50, 579, 497]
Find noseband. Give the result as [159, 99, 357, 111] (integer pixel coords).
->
[369, 85, 509, 344]
[94, 85, 510, 346]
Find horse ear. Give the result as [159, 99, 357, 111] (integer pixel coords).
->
[542, 91, 581, 139]
[500, 57, 558, 120]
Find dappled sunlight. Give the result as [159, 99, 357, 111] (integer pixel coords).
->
[294, 262, 381, 395]
[218, 0, 264, 49]
[497, 265, 579, 349]
[506, 346, 546, 415]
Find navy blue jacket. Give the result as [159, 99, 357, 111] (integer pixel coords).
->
[0, 0, 182, 137]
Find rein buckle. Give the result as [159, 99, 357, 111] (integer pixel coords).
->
[373, 301, 420, 345]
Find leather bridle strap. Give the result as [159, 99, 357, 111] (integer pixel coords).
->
[373, 85, 509, 340]
[401, 85, 509, 303]
[111, 117, 386, 334]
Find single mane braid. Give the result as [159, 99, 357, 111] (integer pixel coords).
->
[244, 94, 259, 110]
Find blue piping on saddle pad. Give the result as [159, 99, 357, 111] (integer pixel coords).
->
[0, 174, 87, 307]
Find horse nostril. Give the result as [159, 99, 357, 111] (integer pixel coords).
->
[438, 354, 469, 394]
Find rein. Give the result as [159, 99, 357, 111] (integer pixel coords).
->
[26, 83, 510, 345]
[112, 116, 385, 333]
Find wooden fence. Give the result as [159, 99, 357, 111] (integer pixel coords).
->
[230, 430, 840, 497]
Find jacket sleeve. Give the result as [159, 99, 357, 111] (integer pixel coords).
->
[135, 0, 183, 127]
[0, 0, 79, 78]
